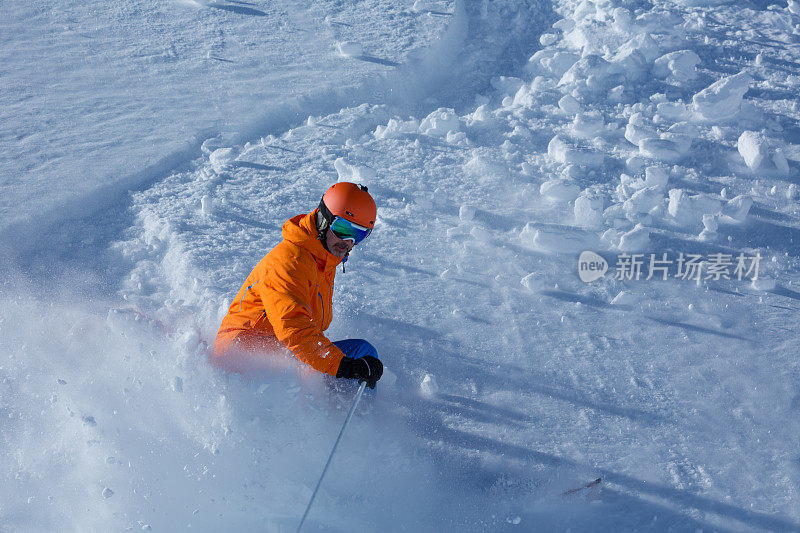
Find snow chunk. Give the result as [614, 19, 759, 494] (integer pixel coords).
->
[625, 113, 657, 146]
[608, 85, 625, 102]
[459, 205, 476, 222]
[102, 487, 114, 499]
[656, 102, 690, 121]
[547, 136, 603, 167]
[553, 18, 575, 32]
[209, 147, 237, 173]
[612, 50, 648, 83]
[625, 123, 656, 146]
[773, 148, 790, 175]
[412, 0, 433, 12]
[654, 51, 701, 83]
[520, 223, 600, 254]
[668, 189, 721, 227]
[539, 51, 581, 78]
[419, 108, 460, 137]
[201, 195, 213, 216]
[466, 104, 494, 127]
[374, 117, 420, 139]
[336, 41, 363, 57]
[702, 213, 719, 232]
[737, 131, 769, 170]
[574, 193, 604, 229]
[571, 113, 604, 139]
[540, 179, 581, 203]
[751, 277, 776, 291]
[610, 290, 638, 306]
[639, 137, 690, 162]
[559, 55, 615, 91]
[333, 158, 376, 184]
[667, 121, 700, 138]
[692, 72, 753, 121]
[612, 8, 633, 31]
[616, 33, 661, 63]
[470, 226, 492, 242]
[491, 76, 525, 96]
[558, 95, 581, 115]
[721, 195, 753, 222]
[520, 272, 543, 291]
[540, 33, 558, 46]
[645, 166, 669, 189]
[618, 223, 650, 251]
[623, 186, 664, 218]
[463, 153, 507, 182]
[637, 132, 691, 162]
[663, 132, 692, 151]
[573, 0, 596, 21]
[419, 374, 438, 397]
[699, 214, 718, 241]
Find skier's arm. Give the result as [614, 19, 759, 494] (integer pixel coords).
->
[256, 258, 346, 375]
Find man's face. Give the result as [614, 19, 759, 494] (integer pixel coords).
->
[325, 228, 355, 257]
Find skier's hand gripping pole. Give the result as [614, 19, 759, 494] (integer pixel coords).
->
[335, 355, 383, 389]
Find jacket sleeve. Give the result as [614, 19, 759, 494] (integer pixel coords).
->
[256, 252, 346, 375]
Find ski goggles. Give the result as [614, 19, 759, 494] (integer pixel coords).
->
[330, 216, 372, 244]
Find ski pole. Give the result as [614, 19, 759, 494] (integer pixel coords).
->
[297, 381, 367, 533]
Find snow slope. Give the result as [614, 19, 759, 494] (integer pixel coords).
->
[0, 0, 449, 254]
[3, 0, 800, 531]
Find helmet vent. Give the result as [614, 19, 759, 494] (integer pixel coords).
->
[345, 210, 355, 217]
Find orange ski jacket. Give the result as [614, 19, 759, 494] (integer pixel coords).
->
[214, 210, 347, 375]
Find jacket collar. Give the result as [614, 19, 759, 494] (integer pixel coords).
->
[282, 210, 344, 271]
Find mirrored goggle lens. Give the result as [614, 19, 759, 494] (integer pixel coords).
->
[330, 217, 371, 244]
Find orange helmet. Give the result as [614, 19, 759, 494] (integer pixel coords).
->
[319, 182, 376, 229]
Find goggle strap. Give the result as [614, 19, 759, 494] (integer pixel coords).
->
[318, 199, 334, 228]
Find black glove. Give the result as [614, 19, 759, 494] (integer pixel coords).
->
[336, 355, 383, 389]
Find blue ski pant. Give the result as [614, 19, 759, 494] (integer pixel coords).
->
[332, 339, 377, 360]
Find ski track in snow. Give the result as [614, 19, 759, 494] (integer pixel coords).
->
[3, 0, 800, 531]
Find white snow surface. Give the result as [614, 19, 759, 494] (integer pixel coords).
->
[3, 0, 800, 531]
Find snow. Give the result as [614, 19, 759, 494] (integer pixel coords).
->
[653, 50, 701, 83]
[3, 0, 800, 530]
[668, 189, 722, 228]
[610, 290, 637, 306]
[0, 0, 450, 252]
[721, 195, 754, 223]
[617, 223, 650, 251]
[691, 71, 753, 121]
[644, 166, 669, 189]
[419, 107, 461, 137]
[337, 41, 364, 58]
[738, 130, 770, 170]
[333, 158, 377, 184]
[574, 193, 604, 229]
[522, 223, 600, 254]
[540, 179, 581, 203]
[419, 374, 439, 397]
[558, 94, 582, 115]
[638, 136, 691, 162]
[547, 135, 603, 167]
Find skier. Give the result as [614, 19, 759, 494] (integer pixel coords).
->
[213, 182, 383, 389]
